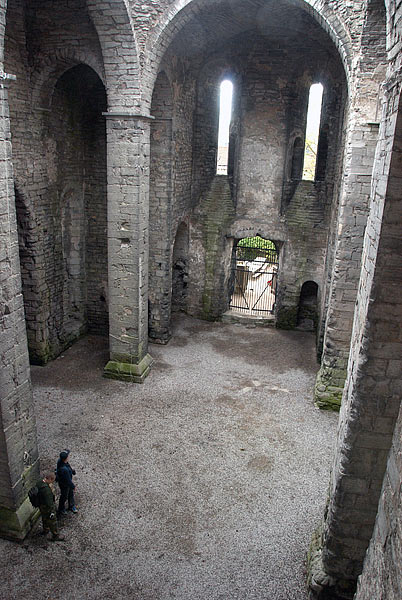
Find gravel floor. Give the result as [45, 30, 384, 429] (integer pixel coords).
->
[1, 315, 338, 600]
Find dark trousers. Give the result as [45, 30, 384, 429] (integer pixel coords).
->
[58, 486, 75, 512]
[40, 505, 58, 535]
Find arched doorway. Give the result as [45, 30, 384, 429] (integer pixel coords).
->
[297, 281, 318, 331]
[229, 236, 278, 316]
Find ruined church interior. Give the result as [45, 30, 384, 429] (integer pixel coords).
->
[0, 0, 401, 598]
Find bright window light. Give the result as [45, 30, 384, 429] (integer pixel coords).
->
[216, 80, 233, 175]
[302, 83, 323, 181]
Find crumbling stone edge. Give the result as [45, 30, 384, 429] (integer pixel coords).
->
[307, 526, 356, 600]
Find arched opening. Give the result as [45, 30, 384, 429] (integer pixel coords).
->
[17, 63, 108, 363]
[297, 281, 318, 330]
[302, 83, 324, 181]
[216, 79, 233, 175]
[54, 63, 107, 339]
[172, 222, 189, 313]
[229, 236, 278, 316]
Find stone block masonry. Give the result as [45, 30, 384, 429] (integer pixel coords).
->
[0, 72, 39, 540]
[103, 114, 153, 382]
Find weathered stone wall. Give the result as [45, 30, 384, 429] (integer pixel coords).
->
[310, 15, 402, 593]
[314, 0, 388, 410]
[0, 46, 39, 537]
[354, 403, 402, 600]
[148, 58, 195, 340]
[171, 221, 189, 312]
[5, 0, 107, 363]
[149, 70, 173, 342]
[163, 16, 347, 323]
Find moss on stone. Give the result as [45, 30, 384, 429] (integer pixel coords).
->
[276, 306, 298, 329]
[200, 176, 235, 320]
[314, 365, 347, 412]
[104, 354, 153, 383]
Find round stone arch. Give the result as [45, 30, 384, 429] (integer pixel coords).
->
[144, 0, 353, 102]
[86, 0, 140, 111]
[31, 49, 105, 110]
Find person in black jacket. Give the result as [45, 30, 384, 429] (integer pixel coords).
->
[56, 449, 78, 515]
[37, 473, 65, 541]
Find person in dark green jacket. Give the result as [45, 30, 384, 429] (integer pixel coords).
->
[37, 473, 65, 541]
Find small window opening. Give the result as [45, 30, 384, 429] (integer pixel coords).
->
[216, 79, 233, 175]
[302, 83, 323, 181]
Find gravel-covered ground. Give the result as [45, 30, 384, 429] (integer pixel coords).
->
[1, 315, 338, 600]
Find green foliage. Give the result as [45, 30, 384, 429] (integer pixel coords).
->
[237, 236, 277, 261]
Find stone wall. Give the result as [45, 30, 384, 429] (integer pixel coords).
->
[314, 0, 388, 410]
[149, 70, 174, 342]
[5, 0, 107, 363]
[310, 12, 402, 593]
[355, 403, 402, 600]
[0, 54, 39, 538]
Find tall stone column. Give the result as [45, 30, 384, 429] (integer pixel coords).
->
[314, 116, 380, 410]
[0, 72, 40, 540]
[103, 113, 153, 382]
[309, 74, 402, 597]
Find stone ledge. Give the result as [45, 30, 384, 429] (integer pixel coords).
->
[103, 353, 153, 383]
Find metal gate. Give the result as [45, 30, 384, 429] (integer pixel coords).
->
[229, 237, 278, 315]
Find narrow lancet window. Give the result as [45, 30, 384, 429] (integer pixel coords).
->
[302, 83, 323, 181]
[216, 79, 233, 175]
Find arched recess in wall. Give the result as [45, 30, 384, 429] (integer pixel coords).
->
[296, 281, 318, 331]
[145, 0, 352, 99]
[42, 63, 108, 361]
[192, 63, 240, 205]
[172, 222, 189, 313]
[148, 70, 174, 344]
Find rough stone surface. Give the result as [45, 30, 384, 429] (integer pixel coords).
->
[1, 1, 402, 598]
[0, 317, 338, 600]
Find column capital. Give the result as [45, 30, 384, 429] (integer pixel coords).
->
[102, 111, 155, 121]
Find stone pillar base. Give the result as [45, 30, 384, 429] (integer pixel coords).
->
[0, 498, 40, 541]
[307, 527, 356, 600]
[104, 353, 153, 383]
[314, 365, 346, 411]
